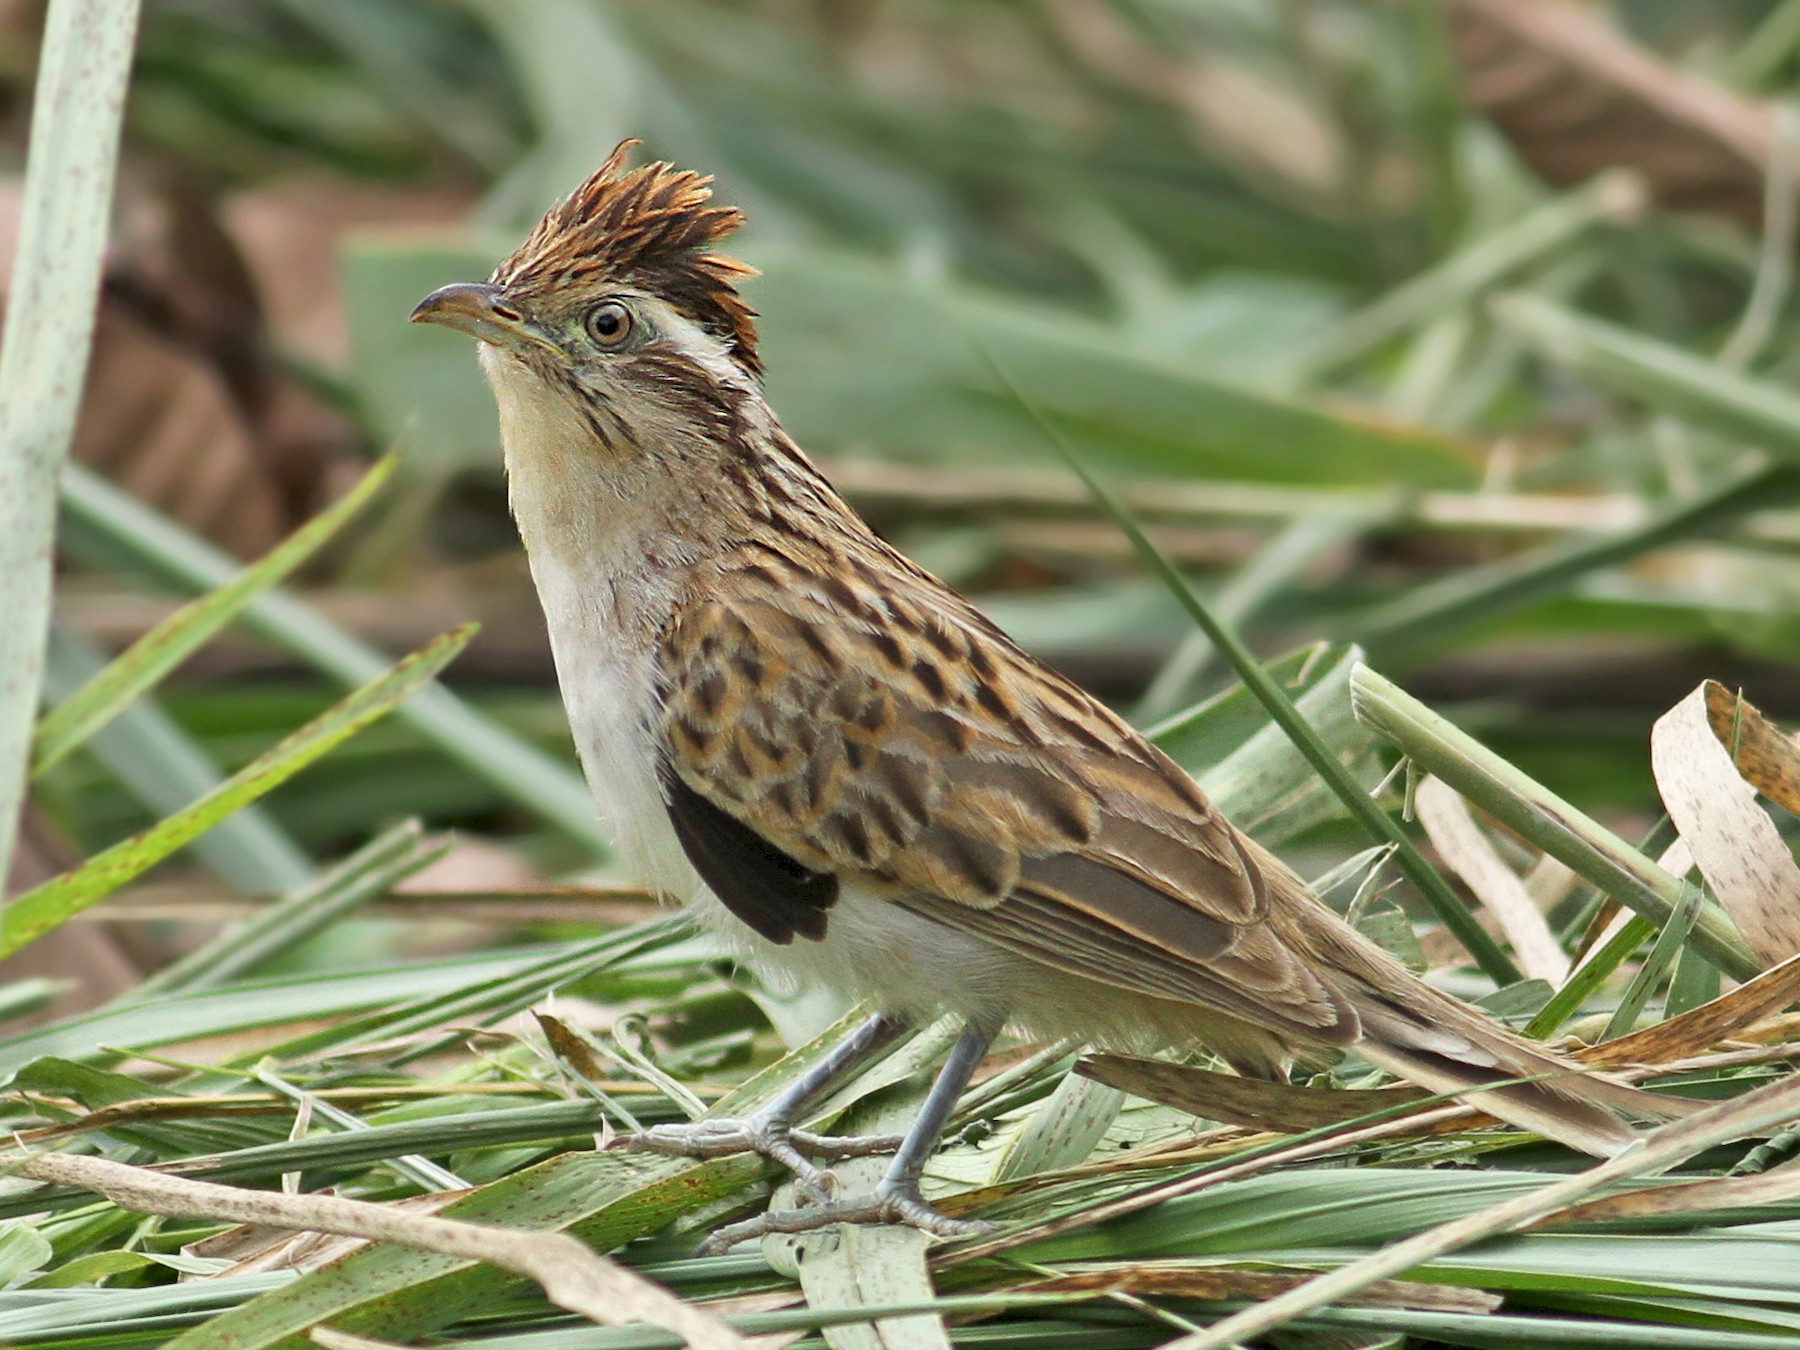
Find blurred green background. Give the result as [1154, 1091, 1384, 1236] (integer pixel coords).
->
[16, 0, 1800, 979]
[14, 5, 1800, 1344]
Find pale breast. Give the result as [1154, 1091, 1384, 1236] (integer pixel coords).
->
[526, 556, 694, 896]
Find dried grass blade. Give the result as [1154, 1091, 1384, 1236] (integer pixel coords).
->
[1415, 776, 1570, 983]
[7, 1151, 749, 1349]
[1077, 1054, 1428, 1133]
[1536, 1161, 1800, 1228]
[1653, 683, 1800, 965]
[1166, 1066, 1800, 1349]
[1582, 949, 1800, 1068]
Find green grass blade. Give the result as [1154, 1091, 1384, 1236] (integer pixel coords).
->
[1296, 172, 1642, 382]
[982, 348, 1520, 984]
[130, 819, 447, 998]
[0, 0, 141, 895]
[1138, 513, 1367, 720]
[1525, 915, 1656, 1041]
[33, 455, 398, 778]
[1602, 882, 1707, 1041]
[1349, 663, 1761, 981]
[41, 625, 313, 893]
[59, 463, 608, 855]
[0, 945, 586, 1079]
[242, 918, 690, 1068]
[1355, 460, 1800, 664]
[0, 625, 475, 959]
[160, 1008, 908, 1350]
[1493, 292, 1800, 455]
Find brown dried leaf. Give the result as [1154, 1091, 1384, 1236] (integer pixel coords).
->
[1581, 950, 1800, 1067]
[534, 1011, 609, 1084]
[1704, 680, 1800, 822]
[1077, 1054, 1428, 1132]
[1652, 683, 1800, 965]
[1447, 0, 1775, 227]
[0, 171, 365, 553]
[184, 1190, 468, 1277]
[1023, 1261, 1499, 1313]
[112, 172, 272, 418]
[74, 307, 285, 557]
[1535, 1160, 1800, 1229]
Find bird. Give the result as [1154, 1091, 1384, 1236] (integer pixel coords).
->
[410, 142, 1685, 1252]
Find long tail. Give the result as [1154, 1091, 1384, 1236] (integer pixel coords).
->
[1347, 982, 1689, 1156]
[1263, 853, 1694, 1156]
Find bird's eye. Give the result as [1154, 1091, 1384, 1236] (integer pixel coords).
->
[586, 301, 635, 347]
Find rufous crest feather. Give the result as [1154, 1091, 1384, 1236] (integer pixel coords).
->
[492, 140, 762, 373]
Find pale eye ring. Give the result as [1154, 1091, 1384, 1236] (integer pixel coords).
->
[586, 300, 635, 347]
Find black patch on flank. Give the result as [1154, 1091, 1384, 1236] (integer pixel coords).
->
[661, 765, 837, 945]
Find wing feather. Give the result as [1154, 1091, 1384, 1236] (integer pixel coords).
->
[658, 568, 1355, 1042]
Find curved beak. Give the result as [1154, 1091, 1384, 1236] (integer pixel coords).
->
[409, 281, 554, 352]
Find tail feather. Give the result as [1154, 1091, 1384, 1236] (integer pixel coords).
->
[1257, 845, 1696, 1157]
[1349, 991, 1684, 1157]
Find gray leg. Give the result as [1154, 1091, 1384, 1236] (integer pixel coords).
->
[697, 1021, 999, 1254]
[626, 1013, 910, 1197]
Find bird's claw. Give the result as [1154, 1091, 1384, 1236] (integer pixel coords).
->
[696, 1180, 997, 1256]
[622, 1117, 904, 1203]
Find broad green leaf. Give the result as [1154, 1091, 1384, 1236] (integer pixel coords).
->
[0, 1222, 52, 1286]
[761, 255, 1480, 489]
[163, 1007, 910, 1349]
[1, 625, 474, 958]
[342, 237, 509, 470]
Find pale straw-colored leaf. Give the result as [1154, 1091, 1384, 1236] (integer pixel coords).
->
[8, 1151, 749, 1349]
[1414, 775, 1570, 983]
[1652, 682, 1800, 965]
[0, 0, 140, 892]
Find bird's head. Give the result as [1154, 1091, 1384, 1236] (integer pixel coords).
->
[410, 141, 762, 469]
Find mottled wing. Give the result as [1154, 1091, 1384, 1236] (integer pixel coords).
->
[658, 552, 1352, 1041]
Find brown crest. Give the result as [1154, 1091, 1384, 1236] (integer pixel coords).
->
[492, 141, 761, 374]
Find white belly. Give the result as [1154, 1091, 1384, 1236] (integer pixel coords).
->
[527, 540, 1217, 1055]
[528, 554, 691, 896]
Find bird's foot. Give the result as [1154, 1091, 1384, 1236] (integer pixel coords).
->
[623, 1115, 903, 1202]
[696, 1177, 996, 1256]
